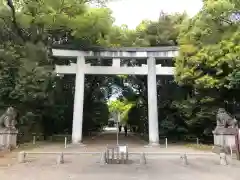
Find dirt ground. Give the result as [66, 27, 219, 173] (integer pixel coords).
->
[1, 132, 240, 180]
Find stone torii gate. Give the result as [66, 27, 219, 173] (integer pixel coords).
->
[52, 46, 178, 146]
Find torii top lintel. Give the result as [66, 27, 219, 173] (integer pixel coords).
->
[51, 45, 179, 59]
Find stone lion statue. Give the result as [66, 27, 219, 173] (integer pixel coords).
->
[0, 107, 17, 129]
[216, 108, 238, 128]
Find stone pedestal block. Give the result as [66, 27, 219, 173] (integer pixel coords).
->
[0, 128, 18, 150]
[212, 127, 238, 154]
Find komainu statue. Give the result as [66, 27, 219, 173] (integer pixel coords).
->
[0, 107, 17, 130]
[216, 108, 238, 128]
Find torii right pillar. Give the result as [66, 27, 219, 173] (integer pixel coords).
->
[147, 57, 159, 146]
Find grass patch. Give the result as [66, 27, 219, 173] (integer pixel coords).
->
[184, 143, 213, 151]
[14, 141, 63, 152]
[0, 141, 64, 159]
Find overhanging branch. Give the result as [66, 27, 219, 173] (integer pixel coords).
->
[6, 0, 26, 42]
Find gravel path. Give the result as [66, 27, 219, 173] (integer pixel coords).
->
[0, 131, 240, 180]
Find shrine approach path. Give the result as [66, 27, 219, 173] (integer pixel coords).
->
[1, 128, 240, 180]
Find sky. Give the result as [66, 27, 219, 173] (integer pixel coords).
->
[108, 0, 203, 29]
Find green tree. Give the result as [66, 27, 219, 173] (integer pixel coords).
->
[0, 0, 115, 140]
[108, 99, 135, 124]
[174, 0, 240, 138]
[135, 12, 187, 46]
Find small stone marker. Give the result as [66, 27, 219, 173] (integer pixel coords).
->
[18, 151, 26, 163]
[64, 137, 67, 149]
[100, 152, 107, 165]
[126, 146, 129, 162]
[140, 152, 146, 165]
[220, 152, 228, 165]
[33, 136, 36, 145]
[57, 152, 64, 164]
[165, 138, 168, 148]
[180, 154, 188, 165]
[106, 147, 109, 164]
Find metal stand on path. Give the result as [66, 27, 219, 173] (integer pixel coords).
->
[117, 121, 119, 146]
[116, 112, 120, 146]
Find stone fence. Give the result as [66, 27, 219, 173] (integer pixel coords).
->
[17, 151, 228, 166]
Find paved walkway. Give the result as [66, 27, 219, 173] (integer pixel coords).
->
[1, 130, 240, 180]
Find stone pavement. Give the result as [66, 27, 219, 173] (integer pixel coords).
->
[1, 131, 240, 180]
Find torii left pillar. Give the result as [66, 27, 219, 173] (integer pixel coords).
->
[147, 57, 159, 146]
[72, 56, 85, 144]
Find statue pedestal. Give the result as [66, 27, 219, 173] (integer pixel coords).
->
[0, 128, 18, 150]
[212, 127, 238, 154]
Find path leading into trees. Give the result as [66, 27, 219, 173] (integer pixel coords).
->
[83, 127, 146, 147]
[80, 127, 209, 153]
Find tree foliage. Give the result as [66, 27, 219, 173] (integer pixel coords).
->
[1, 0, 239, 143]
[108, 99, 135, 124]
[0, 0, 114, 140]
[174, 0, 240, 138]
